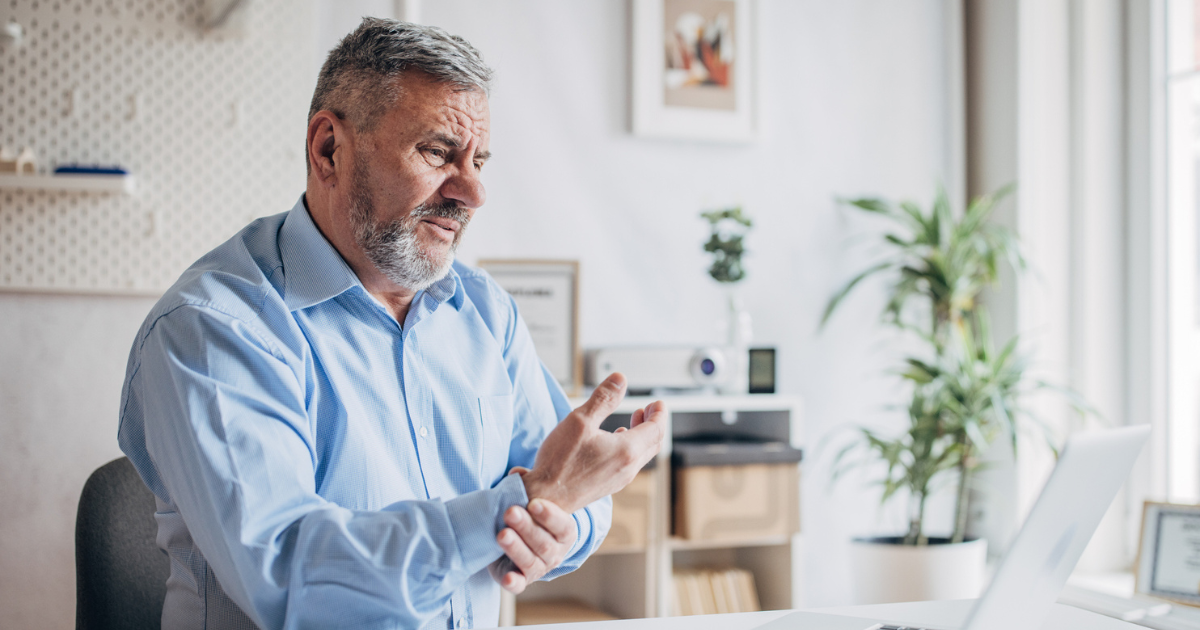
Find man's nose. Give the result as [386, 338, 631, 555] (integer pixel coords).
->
[441, 158, 486, 210]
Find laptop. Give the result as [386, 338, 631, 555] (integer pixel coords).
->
[755, 425, 1151, 630]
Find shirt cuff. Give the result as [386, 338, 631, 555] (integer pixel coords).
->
[566, 507, 594, 560]
[444, 472, 529, 577]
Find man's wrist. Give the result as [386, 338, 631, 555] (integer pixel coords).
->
[519, 469, 545, 501]
[519, 469, 573, 512]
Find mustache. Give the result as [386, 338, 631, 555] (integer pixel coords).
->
[411, 200, 471, 231]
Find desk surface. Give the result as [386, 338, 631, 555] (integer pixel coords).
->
[520, 600, 1141, 629]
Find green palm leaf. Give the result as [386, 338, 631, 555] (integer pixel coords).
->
[821, 183, 1093, 545]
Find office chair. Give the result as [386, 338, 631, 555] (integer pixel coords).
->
[75, 456, 169, 630]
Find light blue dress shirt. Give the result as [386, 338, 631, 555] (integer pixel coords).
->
[118, 196, 610, 630]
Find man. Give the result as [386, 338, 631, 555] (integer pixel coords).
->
[118, 18, 664, 630]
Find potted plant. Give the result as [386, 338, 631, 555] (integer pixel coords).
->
[821, 186, 1080, 604]
[702, 206, 753, 393]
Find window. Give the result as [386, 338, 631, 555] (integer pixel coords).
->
[1166, 0, 1200, 503]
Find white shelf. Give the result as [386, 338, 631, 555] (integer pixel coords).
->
[594, 543, 648, 556]
[0, 173, 136, 194]
[569, 393, 805, 451]
[569, 394, 802, 415]
[668, 535, 794, 551]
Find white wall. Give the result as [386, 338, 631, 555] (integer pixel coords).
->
[0, 1, 952, 626]
[428, 0, 953, 606]
[0, 293, 157, 628]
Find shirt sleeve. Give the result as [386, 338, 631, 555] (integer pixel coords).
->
[129, 304, 525, 629]
[495, 293, 612, 579]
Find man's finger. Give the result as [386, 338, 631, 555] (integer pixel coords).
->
[629, 408, 645, 429]
[574, 372, 627, 423]
[527, 499, 576, 544]
[501, 570, 528, 594]
[497, 526, 545, 580]
[488, 556, 531, 594]
[621, 403, 668, 459]
[505, 505, 565, 565]
[488, 556, 519, 590]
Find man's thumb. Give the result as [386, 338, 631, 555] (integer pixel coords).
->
[577, 372, 627, 421]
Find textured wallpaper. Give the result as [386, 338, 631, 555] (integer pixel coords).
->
[0, 0, 314, 293]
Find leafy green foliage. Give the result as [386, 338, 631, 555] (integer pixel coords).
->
[702, 206, 753, 283]
[823, 184, 1084, 545]
[821, 185, 1021, 346]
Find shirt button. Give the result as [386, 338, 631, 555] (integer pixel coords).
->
[419, 426, 428, 438]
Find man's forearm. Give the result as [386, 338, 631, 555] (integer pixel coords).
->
[201, 474, 528, 627]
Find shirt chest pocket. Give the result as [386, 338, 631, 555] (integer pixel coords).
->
[477, 394, 515, 486]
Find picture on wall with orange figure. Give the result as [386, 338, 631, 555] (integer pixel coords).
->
[662, 0, 737, 112]
[632, 0, 754, 142]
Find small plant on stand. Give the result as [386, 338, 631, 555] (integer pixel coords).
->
[702, 206, 752, 284]
[702, 206, 753, 393]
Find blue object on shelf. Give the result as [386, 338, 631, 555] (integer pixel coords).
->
[54, 165, 129, 176]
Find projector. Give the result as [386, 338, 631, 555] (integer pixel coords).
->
[584, 346, 731, 394]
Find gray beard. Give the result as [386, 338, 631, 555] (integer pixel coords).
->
[347, 162, 471, 292]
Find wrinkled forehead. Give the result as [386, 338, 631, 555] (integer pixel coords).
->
[435, 86, 490, 142]
[381, 72, 490, 146]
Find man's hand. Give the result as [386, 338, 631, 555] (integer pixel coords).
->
[489, 498, 576, 594]
[520, 372, 666, 514]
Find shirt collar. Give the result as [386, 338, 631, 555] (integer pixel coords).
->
[280, 195, 361, 312]
[424, 265, 466, 311]
[280, 195, 465, 313]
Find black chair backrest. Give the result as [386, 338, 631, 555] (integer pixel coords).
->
[76, 456, 169, 630]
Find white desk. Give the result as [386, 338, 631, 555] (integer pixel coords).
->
[517, 600, 1142, 629]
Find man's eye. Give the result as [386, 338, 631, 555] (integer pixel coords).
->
[425, 148, 447, 162]
[474, 160, 485, 171]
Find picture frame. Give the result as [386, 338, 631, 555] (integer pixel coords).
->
[477, 259, 582, 397]
[631, 0, 756, 142]
[1135, 501, 1200, 606]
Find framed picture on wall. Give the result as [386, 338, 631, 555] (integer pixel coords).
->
[1135, 501, 1200, 606]
[631, 0, 755, 142]
[477, 260, 582, 397]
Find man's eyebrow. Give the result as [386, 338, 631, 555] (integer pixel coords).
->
[427, 133, 490, 161]
[428, 133, 463, 149]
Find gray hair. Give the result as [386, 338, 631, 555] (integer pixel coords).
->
[307, 18, 493, 169]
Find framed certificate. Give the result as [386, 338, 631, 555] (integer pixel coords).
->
[1136, 501, 1200, 606]
[477, 260, 582, 397]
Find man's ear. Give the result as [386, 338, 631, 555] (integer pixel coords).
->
[307, 110, 345, 185]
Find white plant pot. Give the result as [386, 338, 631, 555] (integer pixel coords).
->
[849, 537, 988, 604]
